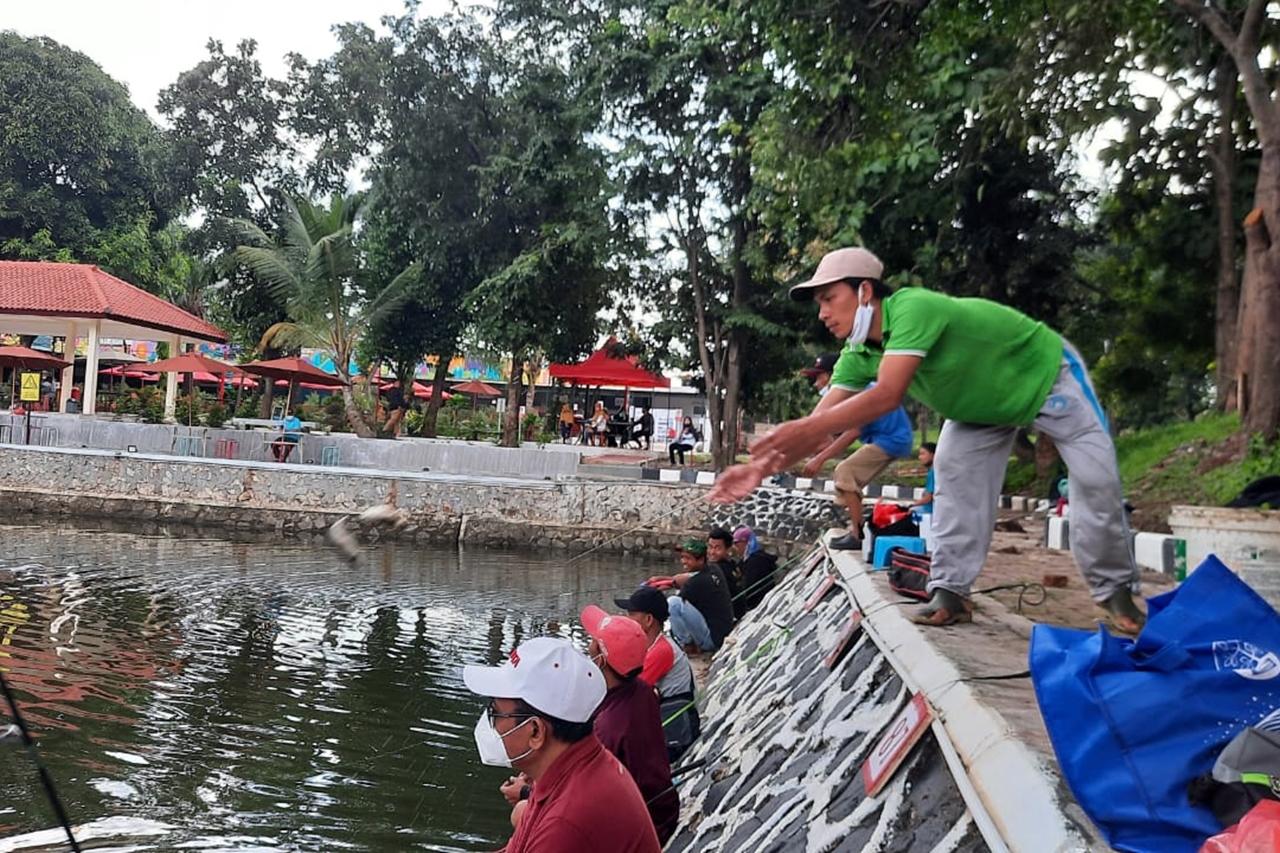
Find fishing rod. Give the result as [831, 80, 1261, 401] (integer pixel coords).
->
[0, 668, 82, 852]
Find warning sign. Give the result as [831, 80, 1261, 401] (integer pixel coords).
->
[18, 372, 40, 403]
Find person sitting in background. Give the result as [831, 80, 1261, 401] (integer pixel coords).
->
[558, 404, 575, 443]
[589, 401, 609, 446]
[668, 417, 698, 466]
[632, 406, 655, 450]
[731, 526, 778, 616]
[647, 540, 734, 655]
[271, 408, 303, 462]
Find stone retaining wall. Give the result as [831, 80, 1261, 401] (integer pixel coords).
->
[0, 446, 829, 558]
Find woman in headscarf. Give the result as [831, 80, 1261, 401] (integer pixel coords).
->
[731, 526, 778, 616]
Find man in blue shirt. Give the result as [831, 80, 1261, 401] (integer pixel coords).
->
[272, 408, 303, 462]
[801, 378, 914, 550]
[911, 442, 936, 515]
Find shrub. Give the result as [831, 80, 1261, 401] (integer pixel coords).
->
[205, 403, 228, 429]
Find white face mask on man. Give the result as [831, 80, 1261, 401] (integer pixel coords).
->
[473, 711, 536, 768]
[847, 283, 874, 346]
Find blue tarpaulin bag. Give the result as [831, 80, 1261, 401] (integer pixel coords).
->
[1030, 555, 1280, 853]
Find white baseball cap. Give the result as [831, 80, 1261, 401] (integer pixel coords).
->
[788, 247, 884, 302]
[462, 636, 605, 724]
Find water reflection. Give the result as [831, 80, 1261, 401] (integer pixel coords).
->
[0, 525, 671, 852]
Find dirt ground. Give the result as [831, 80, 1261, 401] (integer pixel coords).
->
[971, 509, 1177, 631]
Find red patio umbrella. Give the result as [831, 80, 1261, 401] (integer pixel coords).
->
[241, 356, 347, 414]
[144, 352, 235, 423]
[451, 378, 502, 397]
[379, 379, 452, 400]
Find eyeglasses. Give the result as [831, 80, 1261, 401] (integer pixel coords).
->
[486, 702, 534, 725]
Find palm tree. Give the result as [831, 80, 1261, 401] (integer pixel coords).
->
[233, 191, 416, 437]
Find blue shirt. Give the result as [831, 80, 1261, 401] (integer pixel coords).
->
[277, 415, 303, 440]
[859, 406, 914, 458]
[920, 468, 935, 514]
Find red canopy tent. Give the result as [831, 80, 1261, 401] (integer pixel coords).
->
[548, 339, 670, 390]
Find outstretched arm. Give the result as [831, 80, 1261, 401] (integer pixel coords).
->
[709, 355, 920, 503]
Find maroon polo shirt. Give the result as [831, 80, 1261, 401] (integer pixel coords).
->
[502, 734, 660, 853]
[594, 678, 680, 844]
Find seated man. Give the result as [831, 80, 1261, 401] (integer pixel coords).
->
[580, 606, 680, 844]
[271, 408, 303, 462]
[615, 585, 700, 762]
[631, 407, 654, 450]
[463, 637, 660, 853]
[647, 540, 734, 655]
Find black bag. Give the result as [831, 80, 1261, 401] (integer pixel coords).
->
[1188, 726, 1280, 828]
[887, 548, 931, 601]
[660, 692, 701, 763]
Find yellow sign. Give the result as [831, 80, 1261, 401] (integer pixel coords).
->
[19, 372, 40, 402]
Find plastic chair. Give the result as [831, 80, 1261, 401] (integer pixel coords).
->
[213, 438, 240, 459]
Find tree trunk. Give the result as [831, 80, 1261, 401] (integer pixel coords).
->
[1239, 196, 1280, 438]
[340, 378, 374, 438]
[1211, 55, 1241, 412]
[502, 352, 521, 447]
[422, 354, 453, 438]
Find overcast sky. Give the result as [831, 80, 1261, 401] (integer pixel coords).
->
[3, 0, 448, 121]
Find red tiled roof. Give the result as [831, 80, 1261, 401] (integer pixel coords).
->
[0, 261, 226, 342]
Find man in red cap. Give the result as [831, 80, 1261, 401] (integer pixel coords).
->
[463, 637, 659, 852]
[581, 605, 680, 844]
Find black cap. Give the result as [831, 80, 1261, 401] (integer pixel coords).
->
[613, 585, 669, 621]
[800, 352, 839, 377]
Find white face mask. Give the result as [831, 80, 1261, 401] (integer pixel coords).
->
[848, 297, 874, 346]
[473, 711, 535, 768]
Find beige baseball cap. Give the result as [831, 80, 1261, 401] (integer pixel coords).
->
[788, 247, 884, 302]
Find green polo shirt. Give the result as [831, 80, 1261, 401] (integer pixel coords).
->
[830, 288, 1063, 425]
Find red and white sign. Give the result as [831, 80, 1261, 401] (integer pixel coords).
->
[823, 610, 864, 669]
[861, 693, 933, 797]
[803, 574, 837, 612]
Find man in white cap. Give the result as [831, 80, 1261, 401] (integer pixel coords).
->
[462, 636, 660, 852]
[709, 246, 1146, 635]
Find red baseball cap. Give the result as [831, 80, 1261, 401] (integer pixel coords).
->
[581, 605, 647, 677]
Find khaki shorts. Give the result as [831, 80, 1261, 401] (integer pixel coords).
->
[833, 443, 895, 511]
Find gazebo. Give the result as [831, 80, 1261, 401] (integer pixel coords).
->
[0, 261, 227, 416]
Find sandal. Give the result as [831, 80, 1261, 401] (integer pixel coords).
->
[910, 589, 974, 627]
[1100, 587, 1146, 635]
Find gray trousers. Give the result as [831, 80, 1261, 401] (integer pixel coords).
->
[927, 343, 1139, 602]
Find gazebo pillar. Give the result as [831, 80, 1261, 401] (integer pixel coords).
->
[163, 335, 181, 419]
[83, 323, 101, 415]
[58, 321, 77, 413]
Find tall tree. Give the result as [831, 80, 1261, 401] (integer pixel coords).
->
[233, 192, 415, 436]
[0, 33, 177, 274]
[1169, 0, 1280, 441]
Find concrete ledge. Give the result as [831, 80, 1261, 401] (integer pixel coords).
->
[830, 544, 1100, 851]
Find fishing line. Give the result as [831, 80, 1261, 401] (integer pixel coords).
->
[565, 493, 710, 565]
[0, 668, 82, 852]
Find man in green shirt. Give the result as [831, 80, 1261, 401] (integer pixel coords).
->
[710, 247, 1145, 633]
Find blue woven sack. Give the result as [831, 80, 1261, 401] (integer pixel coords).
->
[1030, 555, 1280, 853]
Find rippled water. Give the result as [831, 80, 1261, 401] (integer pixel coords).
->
[0, 524, 670, 852]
